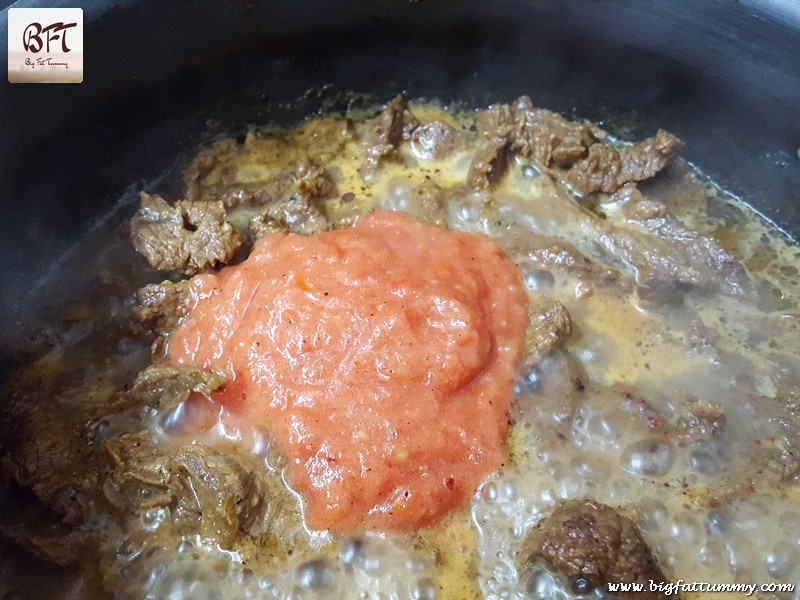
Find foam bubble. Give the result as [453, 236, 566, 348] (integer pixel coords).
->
[522, 267, 555, 294]
[620, 438, 675, 476]
[766, 541, 799, 580]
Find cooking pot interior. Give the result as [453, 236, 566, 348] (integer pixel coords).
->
[1, 1, 800, 594]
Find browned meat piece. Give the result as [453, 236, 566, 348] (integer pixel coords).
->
[218, 162, 337, 209]
[211, 162, 336, 211]
[249, 212, 285, 239]
[216, 172, 296, 209]
[612, 183, 669, 220]
[526, 236, 616, 280]
[474, 102, 517, 140]
[472, 97, 601, 183]
[523, 294, 572, 367]
[467, 136, 512, 190]
[104, 433, 298, 545]
[0, 519, 98, 568]
[182, 138, 239, 201]
[565, 130, 684, 195]
[362, 95, 420, 165]
[511, 96, 601, 168]
[249, 194, 329, 239]
[523, 499, 670, 598]
[469, 103, 524, 190]
[521, 179, 747, 304]
[410, 180, 449, 228]
[130, 193, 244, 275]
[132, 280, 192, 334]
[410, 121, 457, 160]
[295, 161, 337, 201]
[290, 116, 355, 163]
[1, 387, 99, 527]
[634, 214, 748, 299]
[471, 98, 679, 195]
[490, 177, 747, 305]
[116, 364, 227, 412]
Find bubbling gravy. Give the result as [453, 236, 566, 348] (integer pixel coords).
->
[1, 98, 799, 600]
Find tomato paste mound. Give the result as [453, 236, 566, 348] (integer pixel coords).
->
[169, 210, 528, 532]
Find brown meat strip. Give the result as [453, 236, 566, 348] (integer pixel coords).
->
[294, 161, 337, 201]
[362, 95, 420, 165]
[248, 194, 330, 239]
[565, 130, 684, 195]
[469, 96, 603, 189]
[132, 280, 192, 334]
[469, 97, 681, 195]
[104, 433, 298, 545]
[182, 138, 239, 201]
[467, 136, 513, 190]
[506, 178, 749, 305]
[410, 121, 457, 160]
[523, 499, 670, 599]
[117, 363, 227, 412]
[216, 161, 337, 210]
[130, 193, 244, 275]
[510, 96, 602, 168]
[523, 294, 572, 367]
[1, 388, 99, 527]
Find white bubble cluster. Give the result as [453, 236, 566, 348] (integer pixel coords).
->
[112, 534, 438, 600]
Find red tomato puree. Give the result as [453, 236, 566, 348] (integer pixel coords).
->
[169, 210, 527, 532]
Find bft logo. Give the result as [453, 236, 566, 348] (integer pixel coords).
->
[8, 8, 84, 83]
[23, 21, 78, 54]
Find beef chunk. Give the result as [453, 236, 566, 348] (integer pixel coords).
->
[215, 172, 296, 209]
[1, 380, 100, 527]
[468, 103, 521, 190]
[117, 364, 227, 412]
[470, 98, 680, 195]
[290, 116, 354, 163]
[597, 218, 747, 306]
[248, 194, 330, 239]
[0, 518, 98, 568]
[510, 96, 601, 168]
[212, 162, 337, 211]
[410, 121, 457, 160]
[612, 183, 669, 221]
[516, 178, 748, 304]
[523, 499, 670, 598]
[633, 214, 748, 301]
[470, 97, 602, 190]
[248, 213, 285, 239]
[474, 102, 517, 140]
[523, 295, 572, 367]
[362, 95, 420, 165]
[132, 280, 192, 334]
[104, 433, 298, 545]
[524, 236, 618, 282]
[130, 193, 244, 275]
[294, 161, 337, 201]
[1, 419, 97, 527]
[566, 130, 684, 195]
[409, 180, 449, 228]
[467, 136, 513, 190]
[182, 138, 239, 201]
